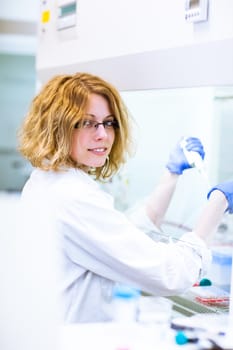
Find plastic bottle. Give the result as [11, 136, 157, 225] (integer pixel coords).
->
[112, 284, 140, 322]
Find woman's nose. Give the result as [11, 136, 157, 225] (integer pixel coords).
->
[93, 124, 108, 138]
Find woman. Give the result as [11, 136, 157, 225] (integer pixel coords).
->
[18, 72, 233, 323]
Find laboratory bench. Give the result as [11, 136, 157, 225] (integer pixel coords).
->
[60, 287, 232, 350]
[60, 316, 233, 350]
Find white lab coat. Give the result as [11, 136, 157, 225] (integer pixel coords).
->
[20, 168, 211, 323]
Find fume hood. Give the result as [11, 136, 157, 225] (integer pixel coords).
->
[36, 0, 233, 229]
[37, 0, 233, 89]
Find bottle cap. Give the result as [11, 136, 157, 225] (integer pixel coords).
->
[113, 285, 140, 299]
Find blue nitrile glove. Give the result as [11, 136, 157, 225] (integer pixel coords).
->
[207, 181, 233, 214]
[166, 137, 205, 175]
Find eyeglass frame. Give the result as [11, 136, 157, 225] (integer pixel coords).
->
[74, 116, 119, 131]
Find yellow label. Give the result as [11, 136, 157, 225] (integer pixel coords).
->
[41, 10, 50, 23]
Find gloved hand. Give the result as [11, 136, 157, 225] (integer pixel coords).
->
[207, 181, 233, 214]
[166, 137, 205, 175]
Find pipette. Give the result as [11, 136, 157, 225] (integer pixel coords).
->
[180, 137, 210, 187]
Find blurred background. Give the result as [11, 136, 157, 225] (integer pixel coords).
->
[0, 0, 38, 192]
[0, 6, 40, 301]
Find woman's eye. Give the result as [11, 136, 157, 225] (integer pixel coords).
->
[82, 120, 93, 128]
[105, 121, 114, 127]
[105, 120, 119, 128]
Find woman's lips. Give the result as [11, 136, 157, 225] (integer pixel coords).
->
[88, 147, 107, 156]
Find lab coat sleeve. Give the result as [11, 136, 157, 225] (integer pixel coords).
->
[59, 187, 211, 296]
[125, 199, 212, 277]
[125, 198, 160, 233]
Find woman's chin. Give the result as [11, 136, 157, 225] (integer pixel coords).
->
[88, 160, 106, 168]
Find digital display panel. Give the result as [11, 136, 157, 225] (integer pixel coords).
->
[189, 0, 199, 8]
[60, 2, 76, 17]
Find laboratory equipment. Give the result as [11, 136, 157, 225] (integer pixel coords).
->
[112, 285, 140, 322]
[36, 0, 233, 214]
[180, 137, 210, 186]
[191, 286, 230, 307]
[207, 247, 233, 292]
[37, 1, 233, 89]
[184, 0, 209, 23]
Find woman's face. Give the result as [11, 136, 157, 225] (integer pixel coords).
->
[70, 93, 116, 168]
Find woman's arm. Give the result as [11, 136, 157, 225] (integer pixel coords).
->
[194, 182, 233, 242]
[146, 170, 179, 228]
[145, 137, 205, 228]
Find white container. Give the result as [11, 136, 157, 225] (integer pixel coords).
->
[112, 285, 140, 322]
[208, 246, 232, 291]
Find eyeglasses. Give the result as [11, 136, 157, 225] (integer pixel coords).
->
[74, 119, 119, 131]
